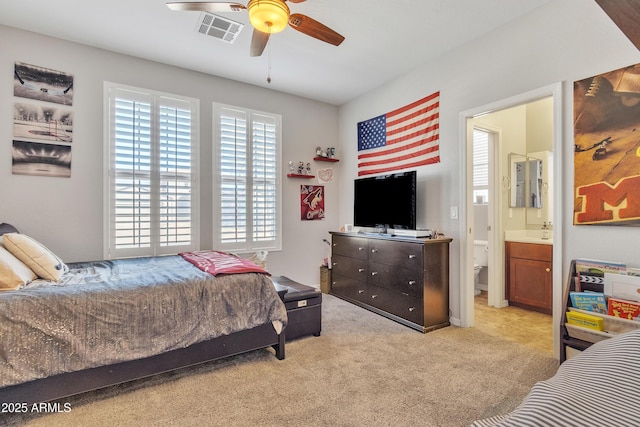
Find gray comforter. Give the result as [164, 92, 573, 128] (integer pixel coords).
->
[0, 255, 287, 388]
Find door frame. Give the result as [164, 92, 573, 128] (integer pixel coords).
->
[458, 82, 564, 359]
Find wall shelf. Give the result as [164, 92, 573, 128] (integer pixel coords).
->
[314, 157, 339, 163]
[287, 173, 315, 179]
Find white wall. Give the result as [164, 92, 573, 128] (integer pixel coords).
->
[337, 0, 640, 322]
[0, 25, 340, 286]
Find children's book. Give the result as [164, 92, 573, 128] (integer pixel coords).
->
[575, 259, 626, 290]
[566, 310, 605, 331]
[570, 292, 607, 314]
[608, 297, 640, 321]
[604, 272, 640, 302]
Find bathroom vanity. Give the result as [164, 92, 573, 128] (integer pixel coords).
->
[504, 232, 552, 314]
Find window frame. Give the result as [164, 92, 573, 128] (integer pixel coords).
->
[212, 103, 282, 253]
[103, 82, 200, 259]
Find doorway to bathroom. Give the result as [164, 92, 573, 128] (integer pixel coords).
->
[459, 83, 563, 359]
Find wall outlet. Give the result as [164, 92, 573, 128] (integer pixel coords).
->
[450, 206, 458, 220]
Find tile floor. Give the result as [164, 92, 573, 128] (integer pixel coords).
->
[474, 291, 553, 356]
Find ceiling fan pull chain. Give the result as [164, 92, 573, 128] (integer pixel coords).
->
[267, 25, 272, 84]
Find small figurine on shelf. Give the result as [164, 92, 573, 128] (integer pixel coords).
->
[329, 147, 336, 158]
[298, 161, 305, 174]
[316, 146, 322, 157]
[306, 163, 312, 175]
[326, 147, 333, 158]
[288, 161, 295, 173]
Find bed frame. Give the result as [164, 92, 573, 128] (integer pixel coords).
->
[0, 323, 284, 404]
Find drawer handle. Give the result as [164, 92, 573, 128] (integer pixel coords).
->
[332, 262, 337, 267]
[358, 268, 365, 272]
[332, 243, 338, 247]
[546, 268, 551, 272]
[408, 254, 416, 259]
[358, 289, 365, 294]
[408, 280, 416, 285]
[371, 294, 377, 299]
[358, 247, 365, 251]
[371, 271, 378, 276]
[371, 249, 378, 253]
[408, 307, 416, 312]
[332, 281, 337, 285]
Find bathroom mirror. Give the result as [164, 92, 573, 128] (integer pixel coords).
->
[528, 157, 543, 208]
[526, 150, 553, 225]
[509, 153, 527, 208]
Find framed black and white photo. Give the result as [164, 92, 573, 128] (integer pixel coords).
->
[14, 62, 74, 106]
[12, 140, 72, 178]
[13, 102, 73, 143]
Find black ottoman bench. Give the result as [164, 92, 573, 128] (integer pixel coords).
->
[271, 276, 322, 341]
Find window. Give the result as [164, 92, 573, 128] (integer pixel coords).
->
[473, 128, 489, 204]
[104, 83, 199, 259]
[213, 104, 281, 253]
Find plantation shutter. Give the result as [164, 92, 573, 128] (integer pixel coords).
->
[106, 84, 199, 259]
[219, 107, 248, 246]
[473, 128, 489, 203]
[251, 114, 278, 244]
[214, 104, 281, 252]
[159, 101, 193, 248]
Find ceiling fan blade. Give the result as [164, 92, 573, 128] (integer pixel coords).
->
[595, 0, 640, 51]
[250, 29, 270, 57]
[288, 13, 345, 46]
[166, 2, 246, 12]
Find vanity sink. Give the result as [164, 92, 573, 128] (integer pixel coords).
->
[504, 229, 553, 245]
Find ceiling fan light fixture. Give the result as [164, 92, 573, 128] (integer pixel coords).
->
[248, 0, 290, 34]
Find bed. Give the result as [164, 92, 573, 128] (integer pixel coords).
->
[0, 225, 287, 404]
[472, 328, 640, 426]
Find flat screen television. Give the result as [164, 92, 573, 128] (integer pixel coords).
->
[354, 171, 416, 231]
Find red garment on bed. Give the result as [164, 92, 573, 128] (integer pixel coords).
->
[179, 251, 269, 276]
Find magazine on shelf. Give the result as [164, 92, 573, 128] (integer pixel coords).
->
[570, 292, 607, 314]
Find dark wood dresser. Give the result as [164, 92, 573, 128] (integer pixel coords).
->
[329, 232, 451, 333]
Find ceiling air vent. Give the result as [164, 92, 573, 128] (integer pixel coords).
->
[196, 13, 244, 44]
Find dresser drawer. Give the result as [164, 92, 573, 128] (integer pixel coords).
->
[366, 285, 424, 325]
[331, 234, 369, 260]
[369, 239, 424, 270]
[331, 255, 368, 281]
[368, 261, 423, 298]
[330, 274, 369, 303]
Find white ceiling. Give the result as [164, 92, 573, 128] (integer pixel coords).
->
[0, 0, 552, 105]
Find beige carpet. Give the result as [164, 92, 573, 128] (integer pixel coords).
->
[2, 295, 558, 427]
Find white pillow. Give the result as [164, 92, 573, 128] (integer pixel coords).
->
[0, 245, 36, 290]
[2, 233, 68, 282]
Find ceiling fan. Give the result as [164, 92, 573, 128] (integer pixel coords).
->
[166, 1, 345, 57]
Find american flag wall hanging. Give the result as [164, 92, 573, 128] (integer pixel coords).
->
[357, 91, 440, 176]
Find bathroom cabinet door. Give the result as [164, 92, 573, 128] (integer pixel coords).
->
[506, 242, 552, 314]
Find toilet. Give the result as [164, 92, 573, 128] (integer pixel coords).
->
[473, 240, 489, 295]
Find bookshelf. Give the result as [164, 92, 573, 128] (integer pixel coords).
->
[561, 259, 640, 362]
